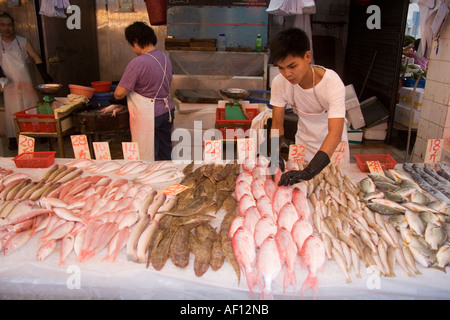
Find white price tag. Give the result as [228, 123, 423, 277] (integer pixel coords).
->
[424, 139, 443, 164]
[18, 135, 35, 154]
[93, 142, 112, 160]
[122, 142, 140, 161]
[204, 140, 222, 163]
[288, 144, 306, 163]
[237, 138, 256, 164]
[330, 141, 347, 166]
[71, 135, 91, 159]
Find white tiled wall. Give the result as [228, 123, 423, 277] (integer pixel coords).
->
[412, 15, 450, 162]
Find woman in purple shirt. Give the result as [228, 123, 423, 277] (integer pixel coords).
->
[113, 21, 175, 161]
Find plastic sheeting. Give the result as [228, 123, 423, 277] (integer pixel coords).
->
[0, 159, 449, 300]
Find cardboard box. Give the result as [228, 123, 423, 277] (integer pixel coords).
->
[345, 85, 365, 129]
[394, 103, 421, 129]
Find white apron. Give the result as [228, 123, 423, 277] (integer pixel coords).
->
[1, 36, 39, 138]
[126, 52, 171, 161]
[293, 66, 349, 163]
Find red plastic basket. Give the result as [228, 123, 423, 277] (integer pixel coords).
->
[14, 106, 56, 133]
[13, 152, 56, 168]
[355, 154, 397, 172]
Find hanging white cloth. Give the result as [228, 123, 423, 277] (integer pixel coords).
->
[0, 36, 39, 138]
[267, 0, 316, 16]
[39, 0, 71, 18]
[418, 0, 449, 58]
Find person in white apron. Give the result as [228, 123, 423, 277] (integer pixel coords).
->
[269, 28, 349, 186]
[112, 22, 174, 161]
[0, 12, 53, 150]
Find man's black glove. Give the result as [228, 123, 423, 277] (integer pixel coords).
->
[278, 150, 330, 186]
[36, 63, 53, 83]
[109, 96, 127, 106]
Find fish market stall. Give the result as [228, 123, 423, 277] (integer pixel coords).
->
[0, 156, 449, 300]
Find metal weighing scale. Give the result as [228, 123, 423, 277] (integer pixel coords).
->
[35, 83, 63, 115]
[219, 88, 252, 120]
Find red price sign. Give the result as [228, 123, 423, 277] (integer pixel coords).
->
[204, 140, 222, 163]
[159, 184, 189, 196]
[424, 139, 443, 164]
[122, 142, 140, 161]
[93, 142, 111, 161]
[18, 135, 35, 154]
[71, 135, 91, 159]
[330, 141, 347, 166]
[366, 160, 385, 176]
[237, 138, 256, 164]
[288, 144, 306, 163]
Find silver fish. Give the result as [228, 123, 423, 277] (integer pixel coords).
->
[384, 191, 408, 204]
[369, 173, 398, 185]
[402, 202, 440, 214]
[408, 236, 436, 268]
[374, 181, 400, 193]
[370, 198, 408, 213]
[361, 191, 385, 202]
[424, 223, 447, 251]
[389, 214, 408, 229]
[410, 191, 430, 205]
[388, 168, 415, 182]
[436, 244, 450, 269]
[367, 203, 405, 215]
[405, 210, 426, 236]
[359, 177, 376, 194]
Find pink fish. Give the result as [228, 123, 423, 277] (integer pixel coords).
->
[59, 234, 75, 266]
[254, 215, 277, 248]
[251, 165, 269, 181]
[236, 171, 253, 186]
[272, 185, 293, 218]
[257, 234, 282, 300]
[238, 194, 256, 216]
[235, 180, 252, 202]
[251, 177, 266, 200]
[275, 227, 298, 296]
[229, 215, 245, 238]
[6, 207, 51, 226]
[103, 226, 129, 262]
[291, 219, 314, 255]
[292, 186, 311, 221]
[300, 235, 326, 299]
[36, 240, 58, 261]
[79, 222, 118, 262]
[277, 202, 299, 233]
[243, 206, 260, 234]
[3, 229, 32, 255]
[40, 221, 75, 243]
[256, 196, 276, 224]
[232, 227, 259, 297]
[264, 178, 277, 201]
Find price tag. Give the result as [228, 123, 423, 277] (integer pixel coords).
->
[330, 141, 347, 166]
[424, 139, 443, 164]
[71, 135, 91, 159]
[204, 140, 222, 163]
[18, 135, 35, 154]
[159, 184, 189, 196]
[237, 138, 256, 164]
[366, 160, 385, 176]
[288, 144, 306, 163]
[93, 142, 112, 160]
[122, 142, 140, 161]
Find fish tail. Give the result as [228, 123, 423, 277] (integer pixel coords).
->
[283, 268, 296, 296]
[245, 270, 259, 298]
[300, 273, 318, 300]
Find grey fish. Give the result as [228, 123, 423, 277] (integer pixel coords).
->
[435, 162, 450, 181]
[389, 214, 408, 229]
[369, 173, 399, 185]
[384, 191, 409, 204]
[403, 164, 450, 204]
[408, 235, 436, 268]
[436, 244, 450, 269]
[359, 177, 376, 194]
[405, 210, 426, 236]
[374, 181, 400, 192]
[367, 202, 406, 215]
[410, 191, 430, 205]
[361, 191, 385, 202]
[423, 164, 450, 188]
[412, 164, 450, 198]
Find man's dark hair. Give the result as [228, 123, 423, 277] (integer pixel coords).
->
[125, 21, 157, 48]
[269, 28, 310, 63]
[0, 12, 15, 25]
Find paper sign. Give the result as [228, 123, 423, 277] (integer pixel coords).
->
[93, 142, 112, 161]
[237, 138, 256, 164]
[159, 184, 189, 196]
[424, 139, 443, 164]
[288, 144, 306, 163]
[204, 140, 222, 163]
[366, 161, 385, 176]
[18, 135, 35, 154]
[71, 135, 91, 159]
[122, 142, 140, 161]
[330, 141, 347, 165]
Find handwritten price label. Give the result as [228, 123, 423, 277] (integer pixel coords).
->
[424, 139, 443, 164]
[237, 138, 256, 164]
[71, 135, 91, 159]
[204, 140, 222, 163]
[93, 142, 111, 161]
[288, 144, 306, 163]
[159, 184, 189, 196]
[330, 141, 347, 166]
[18, 135, 35, 154]
[366, 160, 385, 176]
[122, 142, 140, 161]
